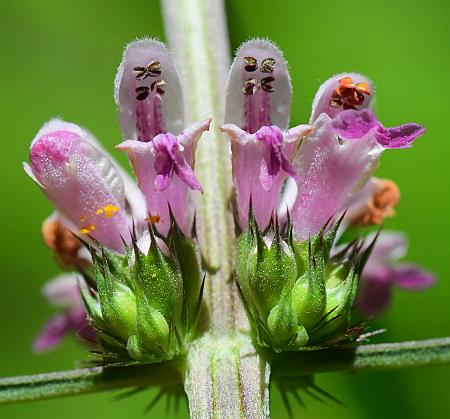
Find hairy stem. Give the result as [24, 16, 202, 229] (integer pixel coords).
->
[2, 337, 449, 405]
[161, 0, 270, 417]
[162, 0, 237, 333]
[271, 337, 450, 376]
[0, 362, 180, 405]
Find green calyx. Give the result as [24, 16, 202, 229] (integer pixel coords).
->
[81, 218, 206, 364]
[236, 214, 369, 352]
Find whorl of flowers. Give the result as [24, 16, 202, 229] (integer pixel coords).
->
[25, 39, 433, 360]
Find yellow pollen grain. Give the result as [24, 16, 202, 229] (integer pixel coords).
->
[79, 224, 96, 235]
[151, 273, 157, 279]
[96, 204, 120, 218]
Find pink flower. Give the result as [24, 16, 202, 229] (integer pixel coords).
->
[115, 39, 209, 236]
[221, 40, 309, 230]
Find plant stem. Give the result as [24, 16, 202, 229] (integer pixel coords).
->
[0, 362, 180, 405]
[161, 0, 271, 416]
[271, 337, 450, 377]
[2, 337, 449, 405]
[162, 0, 237, 333]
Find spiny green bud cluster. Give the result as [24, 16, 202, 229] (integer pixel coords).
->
[81, 219, 206, 364]
[236, 215, 371, 353]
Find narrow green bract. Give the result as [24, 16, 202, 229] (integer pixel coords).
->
[236, 214, 367, 352]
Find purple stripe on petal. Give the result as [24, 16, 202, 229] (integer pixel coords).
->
[224, 40, 292, 132]
[332, 109, 379, 140]
[222, 123, 301, 230]
[376, 123, 426, 149]
[173, 153, 202, 191]
[391, 264, 436, 290]
[117, 121, 207, 236]
[115, 39, 184, 142]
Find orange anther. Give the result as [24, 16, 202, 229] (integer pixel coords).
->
[355, 82, 371, 95]
[146, 214, 161, 224]
[338, 77, 355, 89]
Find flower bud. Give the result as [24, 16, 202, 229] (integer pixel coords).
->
[93, 252, 137, 341]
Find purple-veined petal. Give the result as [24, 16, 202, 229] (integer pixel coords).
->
[117, 120, 208, 236]
[153, 133, 202, 192]
[310, 73, 374, 123]
[225, 39, 292, 133]
[376, 123, 426, 148]
[332, 109, 379, 139]
[115, 38, 184, 141]
[26, 121, 133, 252]
[390, 264, 435, 290]
[222, 123, 306, 230]
[256, 126, 297, 191]
[291, 114, 382, 240]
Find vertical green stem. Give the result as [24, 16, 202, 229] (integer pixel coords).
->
[161, 0, 270, 417]
[162, 0, 236, 333]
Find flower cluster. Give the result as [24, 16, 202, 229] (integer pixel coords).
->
[223, 40, 433, 350]
[26, 38, 434, 359]
[26, 40, 208, 361]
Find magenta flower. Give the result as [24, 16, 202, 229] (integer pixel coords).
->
[221, 40, 310, 230]
[355, 232, 435, 317]
[115, 39, 210, 236]
[33, 274, 96, 352]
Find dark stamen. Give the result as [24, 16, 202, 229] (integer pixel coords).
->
[261, 77, 275, 93]
[244, 56, 258, 72]
[151, 79, 166, 95]
[135, 86, 150, 100]
[147, 60, 161, 77]
[242, 78, 257, 95]
[260, 58, 275, 73]
[133, 66, 148, 80]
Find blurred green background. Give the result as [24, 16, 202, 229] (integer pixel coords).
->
[1, 0, 449, 417]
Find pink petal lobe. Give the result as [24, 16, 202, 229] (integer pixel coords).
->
[391, 264, 435, 290]
[222, 123, 300, 230]
[376, 123, 426, 148]
[43, 274, 83, 308]
[332, 109, 379, 139]
[118, 130, 203, 236]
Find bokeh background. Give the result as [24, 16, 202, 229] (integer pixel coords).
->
[1, 0, 449, 417]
